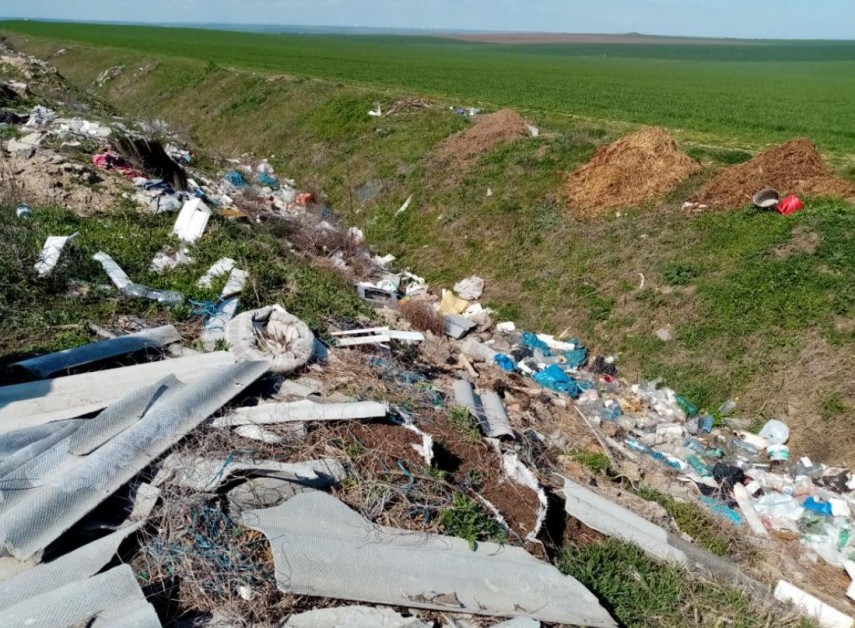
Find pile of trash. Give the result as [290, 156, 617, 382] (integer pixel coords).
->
[564, 127, 702, 218]
[4, 41, 855, 628]
[693, 138, 855, 210]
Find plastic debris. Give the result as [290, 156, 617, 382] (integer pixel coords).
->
[34, 233, 78, 277]
[453, 276, 485, 301]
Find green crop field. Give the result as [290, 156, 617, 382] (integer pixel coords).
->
[3, 21, 855, 156]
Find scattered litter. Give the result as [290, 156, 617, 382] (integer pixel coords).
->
[34, 232, 78, 277]
[396, 194, 413, 215]
[777, 194, 805, 216]
[333, 327, 424, 346]
[172, 198, 212, 243]
[93, 251, 185, 305]
[197, 257, 237, 288]
[773, 580, 854, 628]
[453, 276, 485, 301]
[368, 103, 383, 117]
[201, 267, 248, 350]
[243, 491, 617, 626]
[15, 205, 32, 219]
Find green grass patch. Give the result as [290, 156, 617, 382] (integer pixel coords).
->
[440, 493, 507, 549]
[570, 450, 612, 475]
[558, 539, 815, 627]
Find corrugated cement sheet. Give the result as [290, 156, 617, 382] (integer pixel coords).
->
[1, 564, 160, 627]
[242, 491, 616, 627]
[13, 325, 182, 379]
[0, 351, 235, 434]
[0, 361, 268, 559]
[560, 475, 688, 565]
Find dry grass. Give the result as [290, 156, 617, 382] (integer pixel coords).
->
[397, 299, 444, 335]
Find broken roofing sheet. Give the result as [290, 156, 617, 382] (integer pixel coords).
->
[0, 361, 268, 559]
[560, 475, 689, 565]
[13, 324, 182, 379]
[214, 399, 388, 427]
[0, 350, 235, 434]
[1, 564, 159, 628]
[242, 491, 617, 627]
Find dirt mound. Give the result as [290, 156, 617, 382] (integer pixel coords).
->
[694, 138, 855, 209]
[437, 108, 530, 168]
[564, 127, 701, 218]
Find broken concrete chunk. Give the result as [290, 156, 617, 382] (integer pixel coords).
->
[243, 491, 616, 626]
[560, 475, 688, 565]
[214, 399, 388, 427]
[444, 314, 476, 339]
[14, 324, 182, 379]
[282, 605, 430, 627]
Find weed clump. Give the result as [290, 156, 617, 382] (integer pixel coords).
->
[398, 299, 444, 335]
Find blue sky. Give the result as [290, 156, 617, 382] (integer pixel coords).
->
[3, 0, 854, 39]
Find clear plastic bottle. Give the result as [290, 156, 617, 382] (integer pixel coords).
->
[718, 399, 737, 415]
[729, 438, 760, 458]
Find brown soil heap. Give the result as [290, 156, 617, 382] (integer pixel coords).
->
[694, 138, 855, 209]
[564, 127, 701, 218]
[437, 108, 530, 168]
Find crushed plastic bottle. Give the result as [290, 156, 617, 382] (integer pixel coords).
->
[123, 283, 185, 306]
[687, 454, 713, 477]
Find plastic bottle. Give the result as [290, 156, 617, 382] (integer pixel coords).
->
[687, 455, 713, 477]
[729, 438, 760, 458]
[685, 437, 710, 457]
[699, 415, 714, 434]
[16, 204, 33, 219]
[718, 399, 738, 415]
[790, 457, 823, 480]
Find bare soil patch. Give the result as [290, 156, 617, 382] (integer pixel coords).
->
[564, 127, 701, 219]
[775, 226, 820, 258]
[694, 138, 855, 209]
[436, 108, 530, 170]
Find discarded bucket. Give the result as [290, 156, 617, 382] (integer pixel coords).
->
[752, 188, 780, 209]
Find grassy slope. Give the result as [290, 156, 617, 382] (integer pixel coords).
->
[3, 21, 855, 159]
[3, 30, 855, 465]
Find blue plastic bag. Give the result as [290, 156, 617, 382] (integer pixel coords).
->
[564, 347, 588, 368]
[494, 354, 516, 372]
[256, 172, 278, 188]
[521, 332, 552, 356]
[224, 170, 248, 188]
[533, 364, 580, 397]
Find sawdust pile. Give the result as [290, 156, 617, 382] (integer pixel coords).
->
[564, 127, 701, 218]
[694, 138, 855, 209]
[437, 108, 530, 168]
